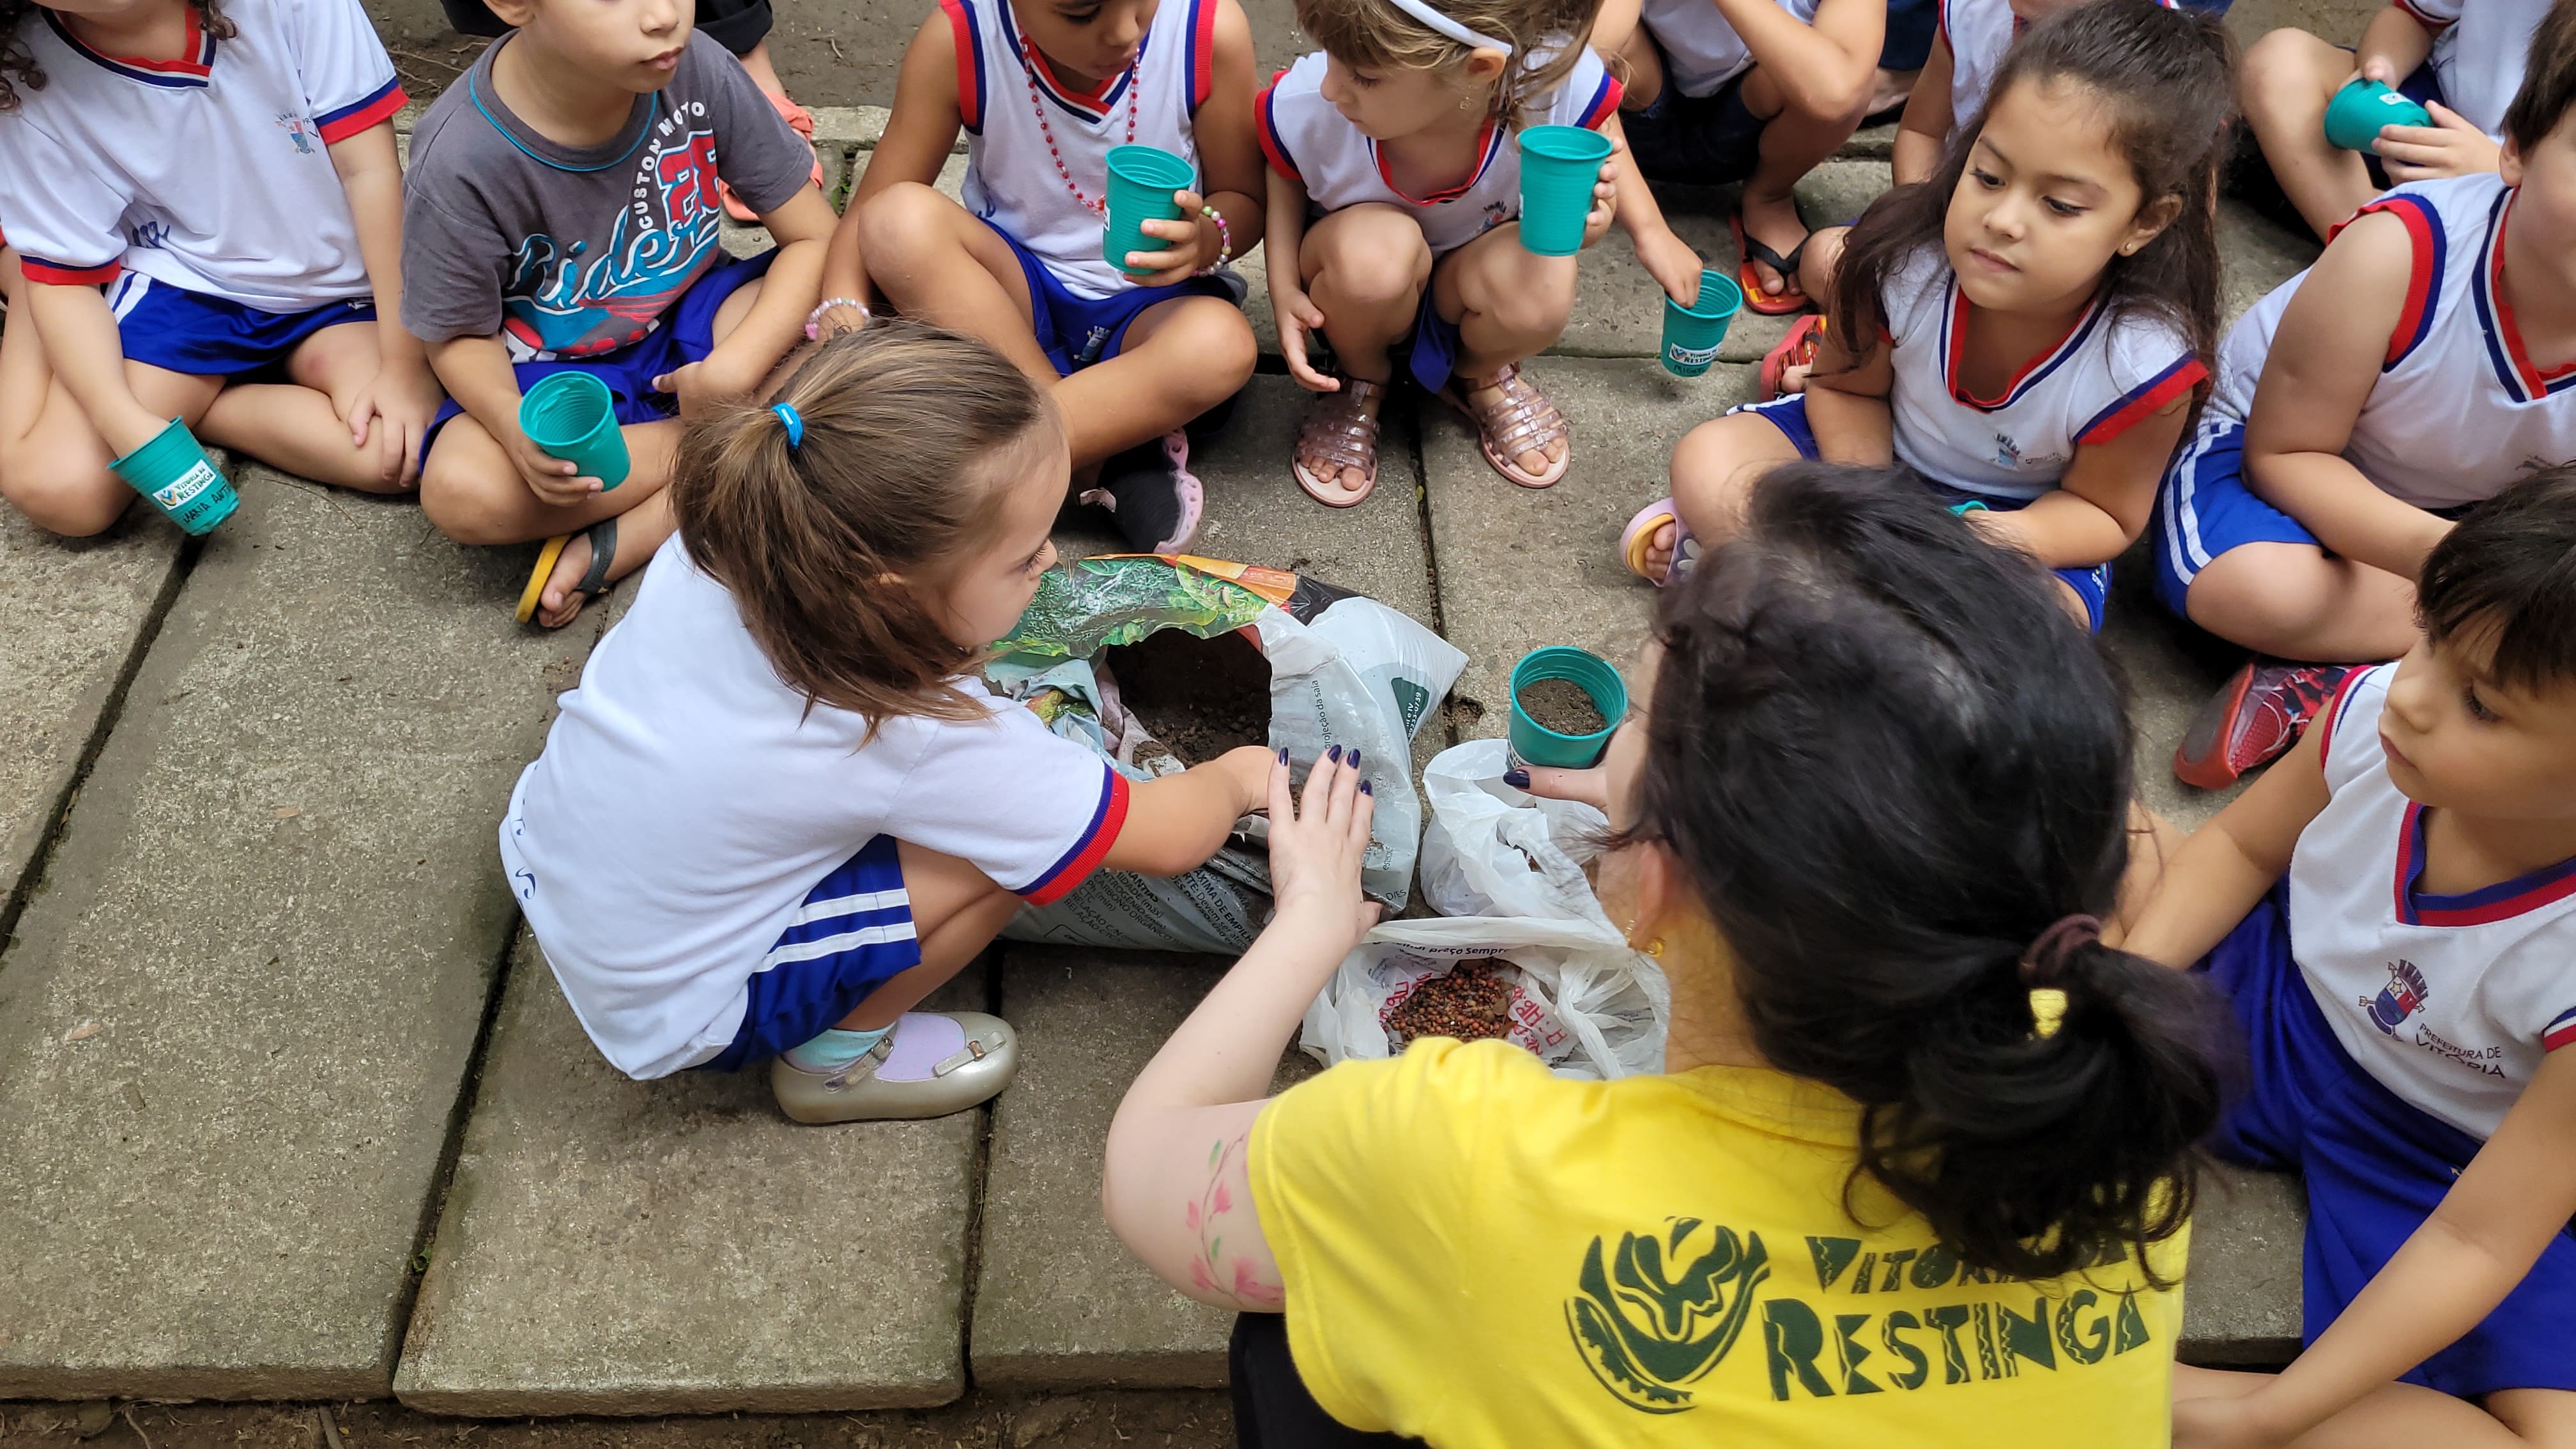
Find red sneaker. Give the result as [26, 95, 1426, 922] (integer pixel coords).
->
[2173, 659, 2354, 790]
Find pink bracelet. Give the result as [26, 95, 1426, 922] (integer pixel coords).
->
[1193, 205, 1232, 277]
[805, 297, 870, 341]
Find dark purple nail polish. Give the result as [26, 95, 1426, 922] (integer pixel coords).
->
[1278, 747, 1290, 764]
[1347, 750, 1363, 770]
[1326, 745, 1343, 763]
[1359, 779, 1374, 795]
[1503, 767, 1531, 788]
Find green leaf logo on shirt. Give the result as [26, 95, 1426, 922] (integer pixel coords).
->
[1564, 1220, 1771, 1414]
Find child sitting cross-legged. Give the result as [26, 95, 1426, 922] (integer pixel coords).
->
[2152, 1, 2576, 788]
[1627, 0, 2229, 636]
[403, 0, 836, 629]
[822, 0, 1264, 556]
[2122, 470, 2576, 1449]
[500, 323, 1280, 1123]
[1263, 0, 1698, 502]
[0, 0, 431, 537]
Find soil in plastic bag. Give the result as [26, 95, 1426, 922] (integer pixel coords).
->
[1101, 627, 1273, 765]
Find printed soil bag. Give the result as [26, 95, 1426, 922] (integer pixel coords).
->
[987, 554, 1466, 954]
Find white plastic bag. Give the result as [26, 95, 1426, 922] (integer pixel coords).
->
[1299, 740, 1671, 1079]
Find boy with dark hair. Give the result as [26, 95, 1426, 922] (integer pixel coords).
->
[402, 0, 835, 629]
[2130, 468, 2576, 1446]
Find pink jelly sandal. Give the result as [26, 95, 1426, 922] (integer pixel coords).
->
[1442, 364, 1570, 489]
[1619, 499, 1697, 586]
[723, 92, 824, 223]
[1291, 379, 1383, 508]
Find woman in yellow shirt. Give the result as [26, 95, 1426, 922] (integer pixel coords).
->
[1102, 459, 2227, 1448]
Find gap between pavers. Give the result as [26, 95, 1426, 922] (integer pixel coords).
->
[972, 947, 1314, 1389]
[0, 509, 184, 935]
[391, 935, 981, 1415]
[0, 470, 609, 1400]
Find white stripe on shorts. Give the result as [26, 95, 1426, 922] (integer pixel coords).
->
[783, 886, 910, 928]
[108, 272, 153, 322]
[760, 920, 921, 970]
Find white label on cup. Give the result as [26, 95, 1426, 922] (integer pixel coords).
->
[153, 461, 218, 510]
[1667, 341, 1722, 367]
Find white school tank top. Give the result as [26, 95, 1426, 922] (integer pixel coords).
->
[1882, 245, 2205, 500]
[1256, 47, 1623, 257]
[1637, 0, 1820, 99]
[941, 0, 1216, 298]
[1940, 0, 2016, 132]
[2210, 174, 2576, 510]
[2287, 663, 2576, 1142]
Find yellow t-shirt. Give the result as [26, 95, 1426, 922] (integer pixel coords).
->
[1250, 1038, 2188, 1448]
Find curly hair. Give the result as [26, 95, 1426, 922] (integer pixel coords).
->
[0, 0, 239, 111]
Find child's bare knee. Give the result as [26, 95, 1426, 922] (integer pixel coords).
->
[1313, 218, 1430, 305]
[2240, 29, 2329, 114]
[0, 454, 127, 537]
[418, 450, 522, 546]
[854, 182, 957, 264]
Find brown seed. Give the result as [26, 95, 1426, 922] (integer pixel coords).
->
[1383, 960, 1515, 1050]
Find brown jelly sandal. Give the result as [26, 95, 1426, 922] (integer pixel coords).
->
[1291, 378, 1383, 508]
[1442, 364, 1570, 489]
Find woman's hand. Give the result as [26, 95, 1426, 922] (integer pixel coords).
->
[1268, 747, 1381, 949]
[1505, 759, 1613, 811]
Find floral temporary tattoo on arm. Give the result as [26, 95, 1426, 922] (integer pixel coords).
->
[1185, 1132, 1284, 1310]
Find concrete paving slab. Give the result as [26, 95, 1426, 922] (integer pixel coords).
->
[0, 509, 184, 933]
[0, 470, 599, 1400]
[972, 948, 1313, 1389]
[2219, 198, 2318, 333]
[1422, 355, 1749, 736]
[392, 935, 979, 1414]
[2179, 1163, 2306, 1367]
[2103, 538, 2252, 832]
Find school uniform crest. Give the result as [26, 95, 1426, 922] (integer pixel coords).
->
[2367, 958, 2430, 1034]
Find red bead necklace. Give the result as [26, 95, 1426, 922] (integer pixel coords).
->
[1020, 38, 1144, 215]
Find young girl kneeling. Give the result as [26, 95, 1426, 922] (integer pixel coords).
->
[1262, 0, 1700, 501]
[500, 323, 1275, 1123]
[1627, 0, 2228, 633]
[823, 0, 1265, 555]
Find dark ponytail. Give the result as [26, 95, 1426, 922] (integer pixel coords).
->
[1632, 461, 2223, 1282]
[1829, 0, 2235, 383]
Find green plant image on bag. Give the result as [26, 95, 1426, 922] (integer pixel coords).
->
[989, 556, 1272, 667]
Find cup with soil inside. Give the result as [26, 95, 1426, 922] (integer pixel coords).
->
[1507, 646, 1627, 770]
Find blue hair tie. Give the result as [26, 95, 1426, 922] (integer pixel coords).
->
[772, 402, 804, 448]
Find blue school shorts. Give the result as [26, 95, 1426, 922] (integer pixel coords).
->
[418, 249, 777, 466]
[1736, 393, 2115, 631]
[2150, 415, 2321, 617]
[988, 222, 1242, 377]
[2199, 890, 2576, 1399]
[696, 834, 923, 1073]
[109, 273, 378, 379]
[1624, 56, 1765, 187]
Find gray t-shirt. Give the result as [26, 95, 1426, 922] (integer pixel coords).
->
[401, 32, 809, 359]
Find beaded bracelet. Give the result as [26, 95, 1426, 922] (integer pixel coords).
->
[1193, 204, 1232, 277]
[805, 297, 870, 341]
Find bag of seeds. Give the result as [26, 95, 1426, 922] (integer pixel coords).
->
[985, 554, 1465, 954]
[1298, 917, 1670, 1079]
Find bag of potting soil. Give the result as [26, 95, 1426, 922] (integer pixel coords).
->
[986, 554, 1465, 954]
[1297, 739, 1671, 1079]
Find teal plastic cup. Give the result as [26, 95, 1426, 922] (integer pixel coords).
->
[1661, 269, 1744, 377]
[111, 417, 237, 536]
[1103, 144, 1196, 278]
[1516, 125, 1613, 258]
[519, 371, 629, 489]
[2325, 79, 2431, 151]
[1506, 646, 1629, 769]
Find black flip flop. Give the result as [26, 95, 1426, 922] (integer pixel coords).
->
[512, 516, 618, 626]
